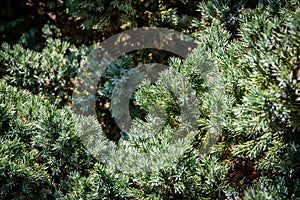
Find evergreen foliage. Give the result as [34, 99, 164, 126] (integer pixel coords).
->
[66, 0, 199, 32]
[0, 80, 95, 199]
[0, 38, 88, 107]
[0, 0, 300, 199]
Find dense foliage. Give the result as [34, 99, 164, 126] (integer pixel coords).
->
[1, 0, 300, 199]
